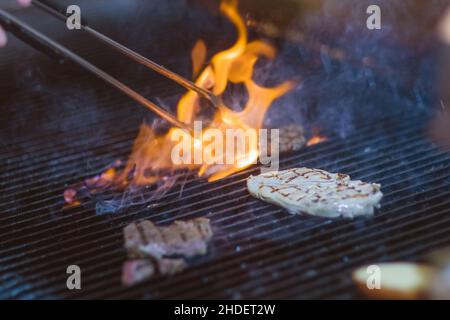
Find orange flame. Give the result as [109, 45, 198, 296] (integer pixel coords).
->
[119, 0, 295, 185]
[307, 135, 328, 147]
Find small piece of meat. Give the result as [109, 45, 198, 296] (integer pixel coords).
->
[137, 220, 166, 259]
[122, 217, 213, 286]
[260, 124, 306, 156]
[278, 124, 306, 153]
[175, 220, 201, 241]
[160, 223, 185, 250]
[157, 258, 187, 276]
[123, 223, 145, 258]
[138, 220, 163, 243]
[194, 217, 213, 240]
[173, 220, 207, 257]
[121, 258, 186, 286]
[121, 260, 155, 286]
[126, 218, 213, 259]
[63, 188, 77, 204]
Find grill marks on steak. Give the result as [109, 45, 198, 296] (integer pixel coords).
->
[129, 217, 213, 258]
[122, 217, 213, 286]
[247, 168, 383, 218]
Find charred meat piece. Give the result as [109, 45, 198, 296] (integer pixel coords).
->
[278, 124, 306, 153]
[137, 220, 166, 259]
[122, 217, 212, 285]
[122, 260, 155, 286]
[194, 217, 214, 239]
[126, 217, 213, 259]
[157, 258, 187, 276]
[123, 223, 145, 258]
[122, 258, 188, 286]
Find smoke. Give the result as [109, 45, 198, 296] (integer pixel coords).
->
[246, 0, 446, 138]
[94, 177, 179, 215]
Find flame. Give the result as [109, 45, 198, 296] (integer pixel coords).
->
[113, 0, 295, 185]
[191, 40, 207, 78]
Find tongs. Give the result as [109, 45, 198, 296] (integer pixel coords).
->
[0, 0, 221, 133]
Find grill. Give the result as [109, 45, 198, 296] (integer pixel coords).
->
[2, 113, 450, 299]
[1, 0, 449, 300]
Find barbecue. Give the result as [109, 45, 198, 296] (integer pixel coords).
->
[1, 0, 450, 301]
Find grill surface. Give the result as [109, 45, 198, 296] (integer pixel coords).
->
[2, 113, 450, 299]
[1, 1, 448, 300]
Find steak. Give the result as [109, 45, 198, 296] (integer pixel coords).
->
[247, 168, 383, 218]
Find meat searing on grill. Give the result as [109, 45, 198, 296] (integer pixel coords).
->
[121, 260, 155, 286]
[121, 258, 188, 286]
[259, 124, 306, 157]
[124, 217, 213, 259]
[122, 217, 213, 286]
[247, 168, 383, 218]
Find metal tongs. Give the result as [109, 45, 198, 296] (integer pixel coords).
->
[0, 0, 221, 133]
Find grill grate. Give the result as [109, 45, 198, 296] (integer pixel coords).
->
[1, 0, 447, 300]
[1, 112, 450, 299]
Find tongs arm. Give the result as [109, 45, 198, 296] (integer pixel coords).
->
[0, 8, 192, 133]
[32, 0, 220, 108]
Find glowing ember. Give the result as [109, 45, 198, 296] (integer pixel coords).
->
[307, 135, 328, 147]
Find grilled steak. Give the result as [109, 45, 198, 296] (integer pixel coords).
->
[156, 258, 187, 276]
[123, 222, 146, 258]
[122, 260, 155, 286]
[122, 217, 212, 285]
[124, 217, 213, 259]
[247, 168, 383, 218]
[122, 258, 188, 286]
